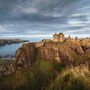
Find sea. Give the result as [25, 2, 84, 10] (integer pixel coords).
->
[0, 37, 52, 59]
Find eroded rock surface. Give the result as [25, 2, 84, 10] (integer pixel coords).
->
[41, 43, 73, 66]
[15, 43, 35, 68]
[0, 40, 90, 76]
[0, 63, 17, 76]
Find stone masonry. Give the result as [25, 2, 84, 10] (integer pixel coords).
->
[53, 33, 64, 42]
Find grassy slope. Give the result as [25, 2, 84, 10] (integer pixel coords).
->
[0, 60, 90, 90]
[0, 41, 90, 90]
[0, 60, 64, 90]
[49, 66, 90, 90]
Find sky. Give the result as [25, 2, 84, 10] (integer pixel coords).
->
[0, 0, 90, 38]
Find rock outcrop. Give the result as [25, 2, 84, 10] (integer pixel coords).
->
[41, 43, 73, 66]
[82, 45, 90, 60]
[15, 43, 35, 69]
[0, 63, 17, 76]
[0, 43, 35, 76]
[65, 42, 84, 56]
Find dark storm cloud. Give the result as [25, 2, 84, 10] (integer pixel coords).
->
[0, 0, 90, 38]
[0, 0, 82, 22]
[0, 0, 18, 14]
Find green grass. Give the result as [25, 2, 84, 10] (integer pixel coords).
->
[0, 59, 89, 90]
[48, 67, 90, 90]
[69, 49, 86, 66]
[0, 60, 90, 90]
[0, 60, 14, 64]
[0, 59, 65, 90]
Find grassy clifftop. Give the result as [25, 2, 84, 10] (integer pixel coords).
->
[0, 40, 90, 90]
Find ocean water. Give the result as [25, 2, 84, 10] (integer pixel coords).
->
[0, 43, 23, 57]
[0, 37, 52, 57]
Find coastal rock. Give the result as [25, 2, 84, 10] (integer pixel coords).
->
[0, 63, 17, 76]
[0, 43, 35, 76]
[65, 42, 84, 56]
[82, 45, 90, 60]
[15, 43, 35, 68]
[41, 43, 73, 66]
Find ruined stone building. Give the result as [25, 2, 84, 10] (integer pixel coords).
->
[66, 35, 73, 41]
[53, 33, 64, 42]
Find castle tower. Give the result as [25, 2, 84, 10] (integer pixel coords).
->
[53, 33, 64, 42]
[53, 33, 58, 42]
[59, 33, 64, 42]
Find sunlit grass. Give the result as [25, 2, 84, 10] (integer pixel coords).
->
[49, 66, 90, 90]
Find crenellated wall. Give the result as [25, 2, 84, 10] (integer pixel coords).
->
[53, 33, 64, 42]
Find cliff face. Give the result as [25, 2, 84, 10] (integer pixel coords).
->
[41, 43, 73, 66]
[0, 40, 90, 76]
[0, 43, 35, 76]
[15, 43, 35, 69]
[41, 40, 90, 66]
[15, 41, 90, 67]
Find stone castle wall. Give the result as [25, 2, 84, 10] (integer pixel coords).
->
[33, 42, 43, 47]
[53, 33, 64, 42]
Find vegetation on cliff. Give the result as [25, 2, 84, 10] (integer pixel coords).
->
[0, 60, 89, 90]
[0, 40, 90, 90]
[49, 66, 90, 90]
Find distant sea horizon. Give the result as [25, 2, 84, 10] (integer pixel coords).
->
[0, 37, 52, 42]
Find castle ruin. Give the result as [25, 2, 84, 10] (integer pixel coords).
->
[53, 33, 64, 42]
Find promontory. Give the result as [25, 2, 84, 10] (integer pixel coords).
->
[0, 39, 29, 45]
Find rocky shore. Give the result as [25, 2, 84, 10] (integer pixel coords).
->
[0, 39, 29, 45]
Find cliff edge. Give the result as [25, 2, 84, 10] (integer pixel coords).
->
[15, 40, 90, 68]
[0, 40, 90, 76]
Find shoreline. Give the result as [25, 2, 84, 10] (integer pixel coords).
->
[0, 39, 29, 45]
[0, 55, 15, 60]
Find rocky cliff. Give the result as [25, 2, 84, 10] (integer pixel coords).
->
[0, 63, 17, 76]
[15, 40, 90, 67]
[41, 43, 73, 66]
[0, 40, 90, 76]
[15, 43, 35, 69]
[0, 43, 35, 76]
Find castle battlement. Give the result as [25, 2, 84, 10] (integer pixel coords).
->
[53, 33, 64, 42]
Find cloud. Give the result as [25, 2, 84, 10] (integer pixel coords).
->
[0, 26, 15, 33]
[78, 6, 90, 11]
[67, 34, 90, 38]
[64, 27, 90, 33]
[0, 0, 82, 22]
[0, 34, 52, 38]
[0, 0, 90, 38]
[0, 0, 18, 14]
[67, 20, 87, 27]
